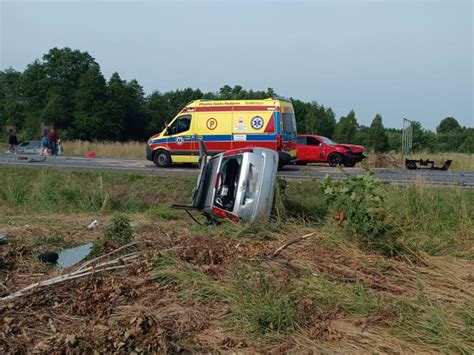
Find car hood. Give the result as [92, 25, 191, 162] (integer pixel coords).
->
[336, 144, 365, 153]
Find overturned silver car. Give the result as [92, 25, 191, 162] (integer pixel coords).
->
[189, 145, 279, 223]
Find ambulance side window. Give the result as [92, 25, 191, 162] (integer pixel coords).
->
[166, 115, 192, 136]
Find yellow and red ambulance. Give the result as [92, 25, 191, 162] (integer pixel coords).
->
[146, 98, 297, 168]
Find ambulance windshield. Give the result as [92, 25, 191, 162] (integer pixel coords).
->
[282, 113, 296, 134]
[166, 115, 191, 135]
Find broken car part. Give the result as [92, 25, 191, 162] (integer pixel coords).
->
[38, 251, 59, 264]
[57, 243, 93, 268]
[405, 159, 452, 171]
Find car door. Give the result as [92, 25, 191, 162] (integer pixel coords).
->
[297, 136, 310, 161]
[306, 136, 325, 162]
[163, 114, 195, 156]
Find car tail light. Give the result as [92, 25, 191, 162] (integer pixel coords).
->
[212, 207, 239, 222]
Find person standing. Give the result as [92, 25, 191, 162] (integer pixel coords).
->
[40, 131, 49, 155]
[8, 129, 18, 153]
[48, 129, 58, 155]
[57, 139, 63, 155]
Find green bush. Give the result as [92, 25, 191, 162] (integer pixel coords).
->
[92, 215, 133, 254]
[321, 171, 401, 256]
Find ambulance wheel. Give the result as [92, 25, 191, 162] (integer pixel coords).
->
[154, 150, 171, 168]
[328, 153, 342, 167]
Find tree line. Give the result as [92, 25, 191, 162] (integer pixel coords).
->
[1, 47, 472, 153]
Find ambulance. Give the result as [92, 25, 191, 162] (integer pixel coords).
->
[146, 98, 297, 168]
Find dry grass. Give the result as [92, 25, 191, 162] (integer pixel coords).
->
[61, 140, 146, 159]
[1, 211, 473, 353]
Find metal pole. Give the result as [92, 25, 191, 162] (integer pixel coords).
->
[402, 118, 414, 160]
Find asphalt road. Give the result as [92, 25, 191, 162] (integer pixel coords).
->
[1, 153, 473, 187]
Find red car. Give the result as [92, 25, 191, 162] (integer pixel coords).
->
[296, 134, 365, 167]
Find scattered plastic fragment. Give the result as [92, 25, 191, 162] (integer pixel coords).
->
[87, 220, 99, 230]
[57, 243, 93, 268]
[85, 151, 97, 158]
[0, 234, 7, 244]
[17, 155, 47, 163]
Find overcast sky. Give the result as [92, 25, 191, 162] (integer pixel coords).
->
[1, 0, 473, 130]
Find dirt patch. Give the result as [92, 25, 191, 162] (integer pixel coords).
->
[372, 154, 404, 168]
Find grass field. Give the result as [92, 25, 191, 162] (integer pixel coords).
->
[1, 166, 472, 353]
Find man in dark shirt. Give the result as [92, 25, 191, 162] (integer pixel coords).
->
[8, 129, 18, 153]
[48, 129, 58, 155]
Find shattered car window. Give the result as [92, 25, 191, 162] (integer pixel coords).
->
[214, 155, 242, 212]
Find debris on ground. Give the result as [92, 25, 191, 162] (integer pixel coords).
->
[0, 222, 472, 353]
[0, 234, 7, 244]
[38, 251, 59, 264]
[405, 158, 452, 171]
[87, 219, 99, 230]
[84, 151, 97, 158]
[2, 242, 140, 302]
[57, 243, 93, 268]
[372, 154, 403, 168]
[272, 232, 316, 257]
[16, 155, 47, 163]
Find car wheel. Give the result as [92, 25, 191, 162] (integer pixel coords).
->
[328, 153, 343, 167]
[154, 150, 171, 168]
[343, 161, 356, 168]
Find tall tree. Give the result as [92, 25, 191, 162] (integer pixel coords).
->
[437, 117, 461, 134]
[369, 114, 388, 153]
[291, 98, 311, 133]
[411, 121, 436, 152]
[333, 110, 358, 143]
[299, 101, 336, 137]
[316, 106, 336, 138]
[0, 68, 25, 130]
[41, 93, 69, 129]
[385, 128, 402, 152]
[355, 125, 371, 148]
[72, 66, 110, 140]
[105, 73, 146, 140]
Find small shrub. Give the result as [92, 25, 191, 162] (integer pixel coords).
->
[104, 215, 133, 244]
[321, 171, 401, 256]
[92, 215, 133, 254]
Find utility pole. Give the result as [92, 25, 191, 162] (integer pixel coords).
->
[401, 118, 413, 161]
